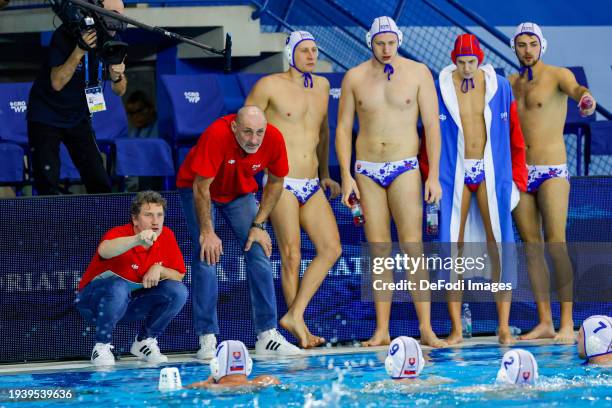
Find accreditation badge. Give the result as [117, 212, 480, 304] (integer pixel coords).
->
[85, 86, 107, 114]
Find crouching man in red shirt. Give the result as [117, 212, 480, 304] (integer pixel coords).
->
[76, 191, 188, 367]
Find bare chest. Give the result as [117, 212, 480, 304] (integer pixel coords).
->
[512, 77, 561, 112]
[354, 78, 418, 113]
[268, 86, 327, 122]
[455, 86, 486, 118]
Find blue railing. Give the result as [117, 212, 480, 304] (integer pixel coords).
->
[249, 0, 351, 70]
[422, 0, 519, 71]
[251, 0, 521, 76]
[323, 0, 421, 63]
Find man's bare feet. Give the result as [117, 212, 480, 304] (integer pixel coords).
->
[519, 322, 555, 340]
[420, 329, 447, 348]
[279, 313, 310, 349]
[361, 329, 391, 347]
[554, 325, 576, 344]
[446, 330, 463, 345]
[498, 328, 516, 345]
[305, 326, 325, 347]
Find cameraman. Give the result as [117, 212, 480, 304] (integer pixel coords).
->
[27, 0, 127, 195]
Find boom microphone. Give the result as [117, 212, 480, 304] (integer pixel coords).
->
[223, 33, 232, 73]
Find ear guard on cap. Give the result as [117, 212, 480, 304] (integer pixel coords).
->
[210, 340, 253, 382]
[384, 336, 425, 379]
[510, 22, 547, 55]
[496, 349, 538, 385]
[365, 16, 403, 49]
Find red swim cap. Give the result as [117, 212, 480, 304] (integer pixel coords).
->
[451, 34, 484, 65]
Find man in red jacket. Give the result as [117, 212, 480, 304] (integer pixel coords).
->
[423, 34, 527, 345]
[76, 191, 187, 367]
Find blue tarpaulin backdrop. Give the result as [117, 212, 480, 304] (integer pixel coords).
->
[0, 177, 611, 362]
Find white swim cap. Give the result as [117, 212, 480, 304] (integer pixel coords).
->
[581, 315, 612, 359]
[366, 16, 403, 49]
[385, 336, 425, 379]
[496, 349, 538, 385]
[210, 340, 253, 382]
[285, 31, 316, 68]
[510, 22, 547, 55]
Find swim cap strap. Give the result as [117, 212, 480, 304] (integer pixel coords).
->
[291, 63, 314, 88]
[461, 78, 475, 93]
[303, 72, 313, 88]
[519, 66, 533, 81]
[384, 64, 394, 81]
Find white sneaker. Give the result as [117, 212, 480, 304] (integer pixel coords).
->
[196, 334, 217, 360]
[255, 328, 303, 356]
[130, 337, 168, 364]
[91, 343, 115, 367]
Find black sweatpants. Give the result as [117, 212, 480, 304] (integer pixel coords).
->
[27, 119, 111, 195]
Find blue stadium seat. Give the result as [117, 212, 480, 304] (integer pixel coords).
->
[217, 74, 244, 113]
[176, 145, 194, 171]
[115, 138, 175, 176]
[0, 142, 24, 184]
[91, 84, 129, 143]
[114, 138, 175, 190]
[589, 121, 612, 155]
[0, 82, 32, 146]
[564, 66, 595, 175]
[160, 74, 225, 144]
[236, 73, 265, 99]
[88, 84, 129, 178]
[59, 144, 81, 181]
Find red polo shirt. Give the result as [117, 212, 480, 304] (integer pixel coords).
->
[176, 114, 289, 203]
[78, 224, 186, 290]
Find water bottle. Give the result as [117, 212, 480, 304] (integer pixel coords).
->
[426, 202, 439, 236]
[158, 367, 182, 391]
[461, 303, 472, 338]
[579, 95, 593, 117]
[348, 193, 365, 226]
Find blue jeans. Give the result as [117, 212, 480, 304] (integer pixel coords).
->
[179, 188, 277, 336]
[75, 277, 188, 343]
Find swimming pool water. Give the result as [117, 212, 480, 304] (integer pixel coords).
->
[0, 344, 610, 407]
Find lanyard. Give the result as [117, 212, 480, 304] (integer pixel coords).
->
[84, 52, 103, 87]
